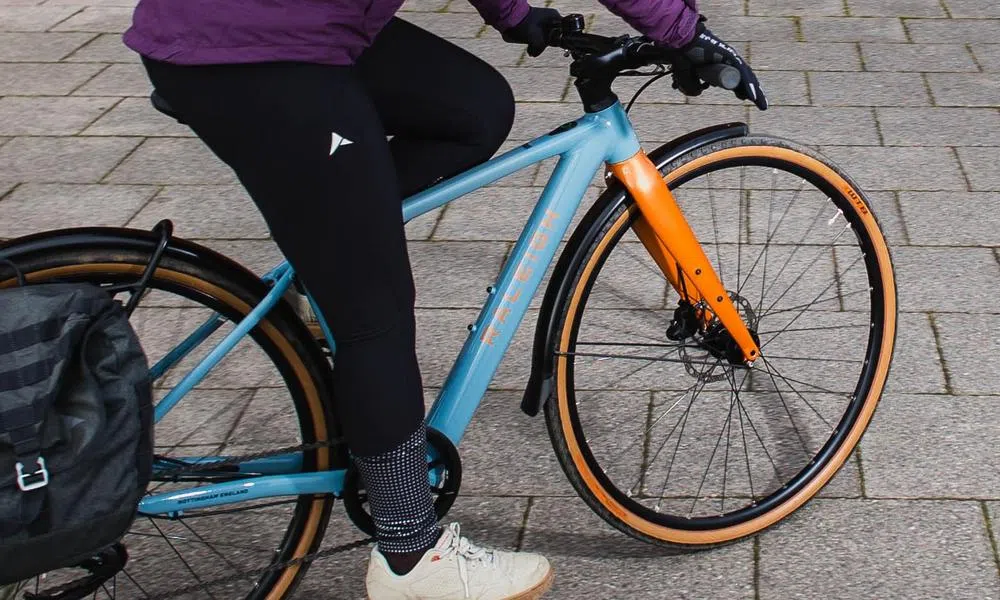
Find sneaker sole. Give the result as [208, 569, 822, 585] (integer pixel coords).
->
[514, 567, 554, 600]
[365, 567, 554, 600]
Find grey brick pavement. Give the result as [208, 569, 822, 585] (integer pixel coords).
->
[0, 0, 998, 598]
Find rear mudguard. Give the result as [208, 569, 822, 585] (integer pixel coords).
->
[0, 225, 341, 439]
[0, 225, 271, 302]
[520, 121, 749, 416]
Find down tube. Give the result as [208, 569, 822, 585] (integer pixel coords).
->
[425, 142, 607, 444]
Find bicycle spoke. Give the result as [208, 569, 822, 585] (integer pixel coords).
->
[749, 364, 845, 396]
[758, 197, 831, 305]
[651, 359, 722, 508]
[582, 315, 678, 347]
[760, 253, 867, 347]
[147, 517, 219, 600]
[652, 385, 698, 508]
[738, 178, 806, 299]
[763, 223, 850, 315]
[757, 358, 811, 457]
[556, 350, 718, 366]
[720, 393, 732, 514]
[576, 340, 702, 350]
[756, 323, 867, 335]
[707, 170, 726, 284]
[734, 392, 784, 484]
[727, 367, 756, 503]
[126, 530, 271, 554]
[621, 243, 671, 285]
[735, 167, 745, 295]
[751, 168, 779, 314]
[178, 519, 254, 576]
[764, 355, 862, 364]
[759, 286, 868, 322]
[599, 373, 711, 479]
[561, 337, 691, 394]
[689, 386, 737, 517]
[148, 398, 249, 495]
[120, 568, 150, 599]
[756, 359, 837, 429]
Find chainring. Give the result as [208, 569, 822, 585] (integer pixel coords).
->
[342, 427, 462, 537]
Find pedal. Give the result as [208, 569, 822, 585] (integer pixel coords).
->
[24, 544, 127, 600]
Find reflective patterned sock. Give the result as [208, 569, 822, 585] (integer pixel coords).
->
[353, 422, 440, 554]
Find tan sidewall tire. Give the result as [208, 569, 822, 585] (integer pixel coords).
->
[550, 140, 897, 546]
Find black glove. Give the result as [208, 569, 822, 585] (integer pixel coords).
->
[502, 6, 561, 57]
[678, 20, 768, 110]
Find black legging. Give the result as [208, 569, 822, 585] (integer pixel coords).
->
[142, 18, 515, 457]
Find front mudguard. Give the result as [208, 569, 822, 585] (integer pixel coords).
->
[519, 121, 749, 416]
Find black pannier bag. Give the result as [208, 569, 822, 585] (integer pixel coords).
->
[0, 279, 153, 586]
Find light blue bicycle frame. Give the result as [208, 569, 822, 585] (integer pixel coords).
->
[138, 101, 642, 517]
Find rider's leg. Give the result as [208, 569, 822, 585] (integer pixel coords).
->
[357, 17, 516, 196]
[139, 57, 440, 560]
[139, 24, 552, 596]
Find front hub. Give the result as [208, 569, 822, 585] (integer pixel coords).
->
[668, 292, 761, 380]
[700, 322, 761, 367]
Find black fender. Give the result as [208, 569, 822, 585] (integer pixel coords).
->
[520, 121, 749, 417]
[0, 224, 341, 436]
[0, 224, 273, 303]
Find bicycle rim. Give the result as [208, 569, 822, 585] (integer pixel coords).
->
[546, 137, 896, 546]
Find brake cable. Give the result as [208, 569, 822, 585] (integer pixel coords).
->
[621, 63, 670, 113]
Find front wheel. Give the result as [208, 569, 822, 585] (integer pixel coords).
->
[544, 136, 897, 547]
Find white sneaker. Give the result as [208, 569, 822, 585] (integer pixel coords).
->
[366, 522, 553, 600]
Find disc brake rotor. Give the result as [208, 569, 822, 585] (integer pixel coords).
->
[678, 291, 757, 383]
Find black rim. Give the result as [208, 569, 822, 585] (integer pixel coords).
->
[559, 151, 888, 532]
[6, 254, 329, 599]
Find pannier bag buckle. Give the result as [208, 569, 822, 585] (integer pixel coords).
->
[15, 457, 49, 492]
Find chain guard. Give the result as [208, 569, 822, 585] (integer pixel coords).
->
[342, 427, 462, 537]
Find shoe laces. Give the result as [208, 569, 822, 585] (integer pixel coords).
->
[438, 523, 496, 597]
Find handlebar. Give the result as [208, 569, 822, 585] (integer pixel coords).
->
[544, 15, 742, 91]
[694, 64, 741, 90]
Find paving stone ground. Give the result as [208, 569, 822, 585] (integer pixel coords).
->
[1, 0, 999, 598]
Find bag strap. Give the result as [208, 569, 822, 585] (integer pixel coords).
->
[0, 400, 50, 530]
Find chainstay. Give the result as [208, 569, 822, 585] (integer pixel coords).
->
[152, 440, 343, 480]
[136, 441, 359, 598]
[142, 535, 375, 600]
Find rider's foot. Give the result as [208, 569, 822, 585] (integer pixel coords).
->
[366, 522, 553, 600]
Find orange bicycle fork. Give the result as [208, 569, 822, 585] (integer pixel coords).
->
[608, 150, 761, 364]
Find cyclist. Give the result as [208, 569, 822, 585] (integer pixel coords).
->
[122, 0, 766, 596]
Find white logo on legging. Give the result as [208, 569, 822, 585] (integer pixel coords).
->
[330, 132, 354, 156]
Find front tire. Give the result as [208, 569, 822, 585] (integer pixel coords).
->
[543, 137, 897, 547]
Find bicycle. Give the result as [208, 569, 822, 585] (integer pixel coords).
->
[0, 14, 896, 600]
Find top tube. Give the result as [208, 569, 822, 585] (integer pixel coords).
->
[401, 102, 641, 223]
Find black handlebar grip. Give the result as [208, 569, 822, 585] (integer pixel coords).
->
[696, 64, 741, 90]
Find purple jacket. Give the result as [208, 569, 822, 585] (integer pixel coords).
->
[123, 0, 698, 67]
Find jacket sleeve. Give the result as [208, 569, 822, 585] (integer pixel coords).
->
[598, 0, 700, 47]
[465, 0, 530, 32]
